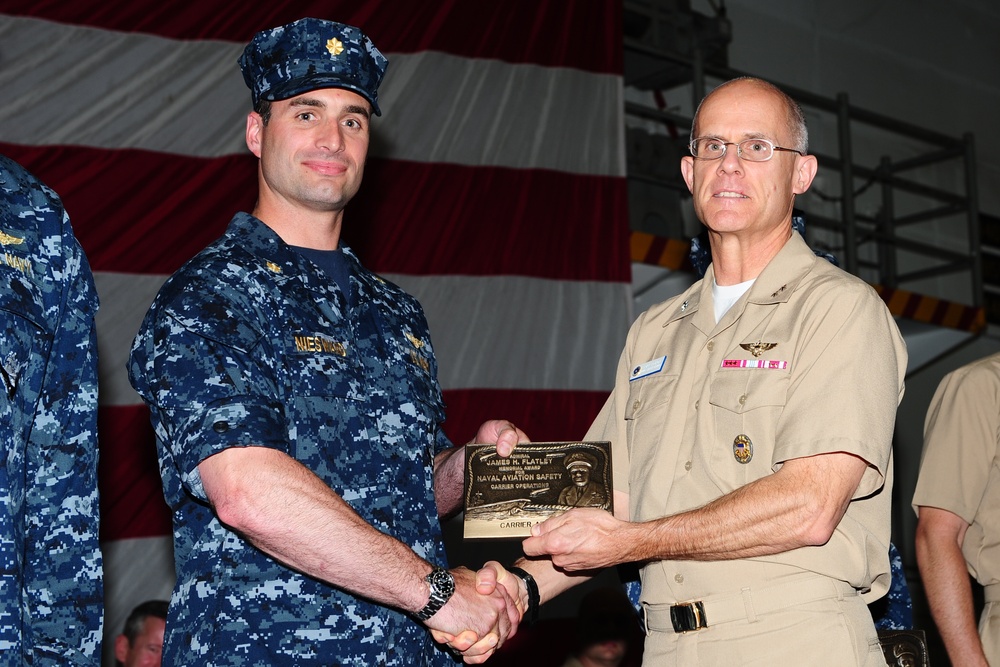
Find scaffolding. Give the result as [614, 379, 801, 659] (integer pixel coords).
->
[622, 0, 984, 331]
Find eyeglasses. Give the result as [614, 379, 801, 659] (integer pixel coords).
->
[689, 137, 804, 162]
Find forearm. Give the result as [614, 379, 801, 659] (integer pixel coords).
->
[513, 557, 593, 609]
[202, 446, 432, 614]
[434, 445, 466, 518]
[916, 516, 988, 665]
[527, 453, 868, 573]
[627, 453, 866, 562]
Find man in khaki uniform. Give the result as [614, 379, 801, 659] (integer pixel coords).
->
[454, 77, 907, 665]
[914, 353, 1000, 666]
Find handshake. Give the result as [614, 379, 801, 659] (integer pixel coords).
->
[421, 561, 528, 664]
[418, 419, 628, 663]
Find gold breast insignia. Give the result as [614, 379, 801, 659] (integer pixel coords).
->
[0, 230, 25, 246]
[740, 341, 777, 358]
[404, 332, 425, 349]
[733, 434, 753, 464]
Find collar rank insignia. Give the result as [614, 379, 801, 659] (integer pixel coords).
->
[265, 261, 282, 273]
[405, 332, 425, 349]
[770, 284, 787, 298]
[327, 37, 344, 57]
[0, 230, 24, 246]
[740, 341, 777, 358]
[680, 299, 689, 312]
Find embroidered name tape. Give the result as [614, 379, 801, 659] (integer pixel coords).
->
[722, 359, 788, 370]
[630, 356, 666, 381]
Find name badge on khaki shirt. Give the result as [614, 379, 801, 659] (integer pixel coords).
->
[630, 356, 666, 381]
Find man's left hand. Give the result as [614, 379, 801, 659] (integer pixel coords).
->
[522, 508, 632, 571]
[471, 420, 529, 458]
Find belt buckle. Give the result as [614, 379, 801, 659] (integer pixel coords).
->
[670, 600, 708, 633]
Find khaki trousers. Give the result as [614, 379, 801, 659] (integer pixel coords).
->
[981, 584, 1000, 666]
[641, 575, 884, 666]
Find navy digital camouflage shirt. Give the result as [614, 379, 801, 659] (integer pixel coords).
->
[0, 155, 104, 664]
[128, 213, 453, 666]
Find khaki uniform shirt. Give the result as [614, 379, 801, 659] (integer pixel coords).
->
[913, 352, 1000, 589]
[586, 232, 907, 605]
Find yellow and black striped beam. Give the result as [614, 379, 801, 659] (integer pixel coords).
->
[874, 285, 986, 334]
[630, 231, 691, 271]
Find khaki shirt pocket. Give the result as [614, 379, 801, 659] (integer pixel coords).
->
[623, 372, 679, 492]
[707, 370, 789, 487]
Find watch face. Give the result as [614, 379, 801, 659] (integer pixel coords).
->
[430, 568, 455, 598]
[415, 567, 456, 620]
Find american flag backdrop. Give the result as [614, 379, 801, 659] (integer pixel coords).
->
[0, 1, 630, 662]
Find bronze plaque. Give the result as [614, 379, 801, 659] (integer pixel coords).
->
[464, 441, 613, 539]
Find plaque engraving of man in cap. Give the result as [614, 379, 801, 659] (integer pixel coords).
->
[128, 17, 521, 666]
[558, 452, 607, 508]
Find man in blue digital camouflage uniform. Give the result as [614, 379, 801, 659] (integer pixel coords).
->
[0, 154, 104, 664]
[128, 18, 519, 667]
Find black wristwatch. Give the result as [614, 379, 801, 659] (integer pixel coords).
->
[415, 566, 455, 621]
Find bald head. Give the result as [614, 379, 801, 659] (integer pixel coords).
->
[691, 77, 808, 153]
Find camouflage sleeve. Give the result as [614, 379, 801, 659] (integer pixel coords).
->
[22, 209, 103, 664]
[138, 295, 288, 501]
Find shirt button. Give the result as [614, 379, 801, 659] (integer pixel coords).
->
[632, 400, 641, 412]
[738, 394, 747, 405]
[684, 461, 692, 471]
[707, 341, 714, 351]
[675, 574, 684, 583]
[212, 421, 229, 433]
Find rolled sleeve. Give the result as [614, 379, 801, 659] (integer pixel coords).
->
[130, 300, 290, 503]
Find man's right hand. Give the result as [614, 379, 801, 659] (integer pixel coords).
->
[471, 561, 527, 615]
[424, 566, 521, 663]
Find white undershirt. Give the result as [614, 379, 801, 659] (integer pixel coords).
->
[712, 278, 755, 323]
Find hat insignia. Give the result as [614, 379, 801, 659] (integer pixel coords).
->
[326, 37, 344, 57]
[0, 230, 24, 246]
[740, 341, 777, 358]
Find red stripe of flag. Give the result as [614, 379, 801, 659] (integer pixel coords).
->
[3, 143, 630, 281]
[97, 405, 172, 541]
[2, 0, 622, 74]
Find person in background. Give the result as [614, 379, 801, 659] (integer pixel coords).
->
[115, 600, 167, 667]
[0, 154, 103, 665]
[561, 587, 640, 667]
[914, 352, 1000, 666]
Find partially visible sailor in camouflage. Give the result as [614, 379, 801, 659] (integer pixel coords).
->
[128, 17, 520, 666]
[0, 154, 103, 664]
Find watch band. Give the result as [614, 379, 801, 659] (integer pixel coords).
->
[415, 566, 455, 621]
[507, 566, 539, 625]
